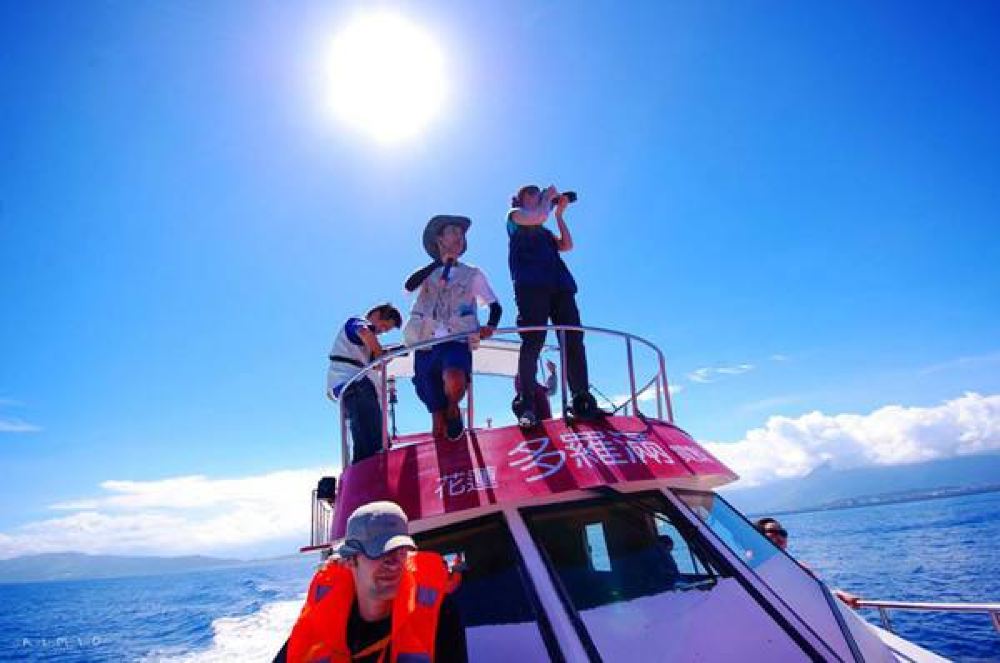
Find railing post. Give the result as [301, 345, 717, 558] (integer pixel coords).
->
[467, 372, 475, 431]
[558, 328, 570, 417]
[380, 363, 390, 452]
[659, 352, 674, 423]
[655, 375, 663, 420]
[387, 376, 398, 440]
[877, 607, 893, 633]
[322, 503, 332, 546]
[339, 404, 349, 471]
[626, 337, 638, 417]
[991, 610, 1000, 634]
[310, 489, 317, 547]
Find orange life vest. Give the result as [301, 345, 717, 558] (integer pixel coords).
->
[286, 551, 457, 663]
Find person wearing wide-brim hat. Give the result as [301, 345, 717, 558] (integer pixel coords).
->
[402, 215, 502, 441]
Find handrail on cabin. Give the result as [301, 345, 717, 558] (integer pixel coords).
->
[333, 324, 675, 470]
[856, 599, 1000, 635]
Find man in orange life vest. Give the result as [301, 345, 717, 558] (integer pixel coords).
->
[282, 501, 467, 663]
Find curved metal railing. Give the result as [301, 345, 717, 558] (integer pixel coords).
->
[857, 599, 1000, 636]
[333, 324, 675, 469]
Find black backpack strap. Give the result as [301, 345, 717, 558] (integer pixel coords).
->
[328, 355, 364, 368]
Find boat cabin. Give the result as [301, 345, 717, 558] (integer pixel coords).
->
[304, 325, 937, 662]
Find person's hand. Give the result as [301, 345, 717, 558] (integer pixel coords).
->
[833, 589, 861, 609]
[479, 325, 495, 339]
[544, 185, 558, 198]
[555, 194, 569, 214]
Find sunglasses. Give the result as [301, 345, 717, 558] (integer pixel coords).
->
[764, 528, 788, 538]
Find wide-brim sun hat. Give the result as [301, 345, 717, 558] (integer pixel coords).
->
[422, 215, 471, 261]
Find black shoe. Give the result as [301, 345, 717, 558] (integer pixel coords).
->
[518, 409, 539, 429]
[570, 392, 607, 421]
[446, 415, 466, 441]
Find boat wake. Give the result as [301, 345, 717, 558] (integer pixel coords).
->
[144, 597, 303, 662]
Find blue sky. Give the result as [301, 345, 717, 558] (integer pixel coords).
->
[1, 1, 998, 557]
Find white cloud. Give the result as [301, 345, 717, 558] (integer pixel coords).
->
[6, 393, 998, 558]
[0, 467, 334, 559]
[769, 354, 789, 362]
[688, 363, 755, 384]
[0, 417, 41, 433]
[706, 392, 1000, 489]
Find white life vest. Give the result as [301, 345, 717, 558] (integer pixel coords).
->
[403, 263, 482, 346]
[326, 318, 374, 399]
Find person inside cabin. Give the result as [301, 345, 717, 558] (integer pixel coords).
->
[403, 215, 502, 440]
[512, 359, 559, 422]
[281, 501, 468, 663]
[327, 304, 402, 464]
[507, 184, 604, 428]
[755, 517, 862, 609]
[655, 534, 681, 579]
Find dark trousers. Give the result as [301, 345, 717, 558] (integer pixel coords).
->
[515, 285, 589, 404]
[341, 379, 382, 463]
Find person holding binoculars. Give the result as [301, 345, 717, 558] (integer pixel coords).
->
[507, 184, 603, 428]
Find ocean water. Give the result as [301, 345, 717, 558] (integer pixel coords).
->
[1, 492, 998, 662]
[0, 557, 315, 662]
[783, 491, 1000, 662]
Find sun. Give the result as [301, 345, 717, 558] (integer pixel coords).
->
[325, 12, 447, 144]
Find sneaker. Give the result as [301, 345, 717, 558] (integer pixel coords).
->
[518, 409, 539, 429]
[446, 415, 466, 441]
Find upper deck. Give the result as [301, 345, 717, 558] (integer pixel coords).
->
[333, 415, 736, 538]
[326, 325, 739, 539]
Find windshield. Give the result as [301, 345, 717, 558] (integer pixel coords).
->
[521, 491, 813, 661]
[675, 490, 866, 662]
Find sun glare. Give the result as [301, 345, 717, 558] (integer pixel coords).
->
[325, 12, 447, 144]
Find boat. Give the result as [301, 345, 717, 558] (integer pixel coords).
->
[300, 324, 999, 662]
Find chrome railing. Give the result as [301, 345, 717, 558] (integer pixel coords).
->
[307, 489, 334, 549]
[858, 599, 1000, 635]
[334, 324, 674, 470]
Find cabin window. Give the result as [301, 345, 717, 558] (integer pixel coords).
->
[584, 522, 611, 572]
[414, 514, 561, 662]
[522, 492, 722, 611]
[654, 517, 710, 576]
[521, 491, 814, 661]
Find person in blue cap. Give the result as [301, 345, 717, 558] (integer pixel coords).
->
[403, 215, 502, 440]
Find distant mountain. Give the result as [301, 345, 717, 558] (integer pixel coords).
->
[722, 452, 1000, 515]
[0, 552, 243, 584]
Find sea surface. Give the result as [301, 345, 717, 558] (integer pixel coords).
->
[1, 492, 998, 662]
